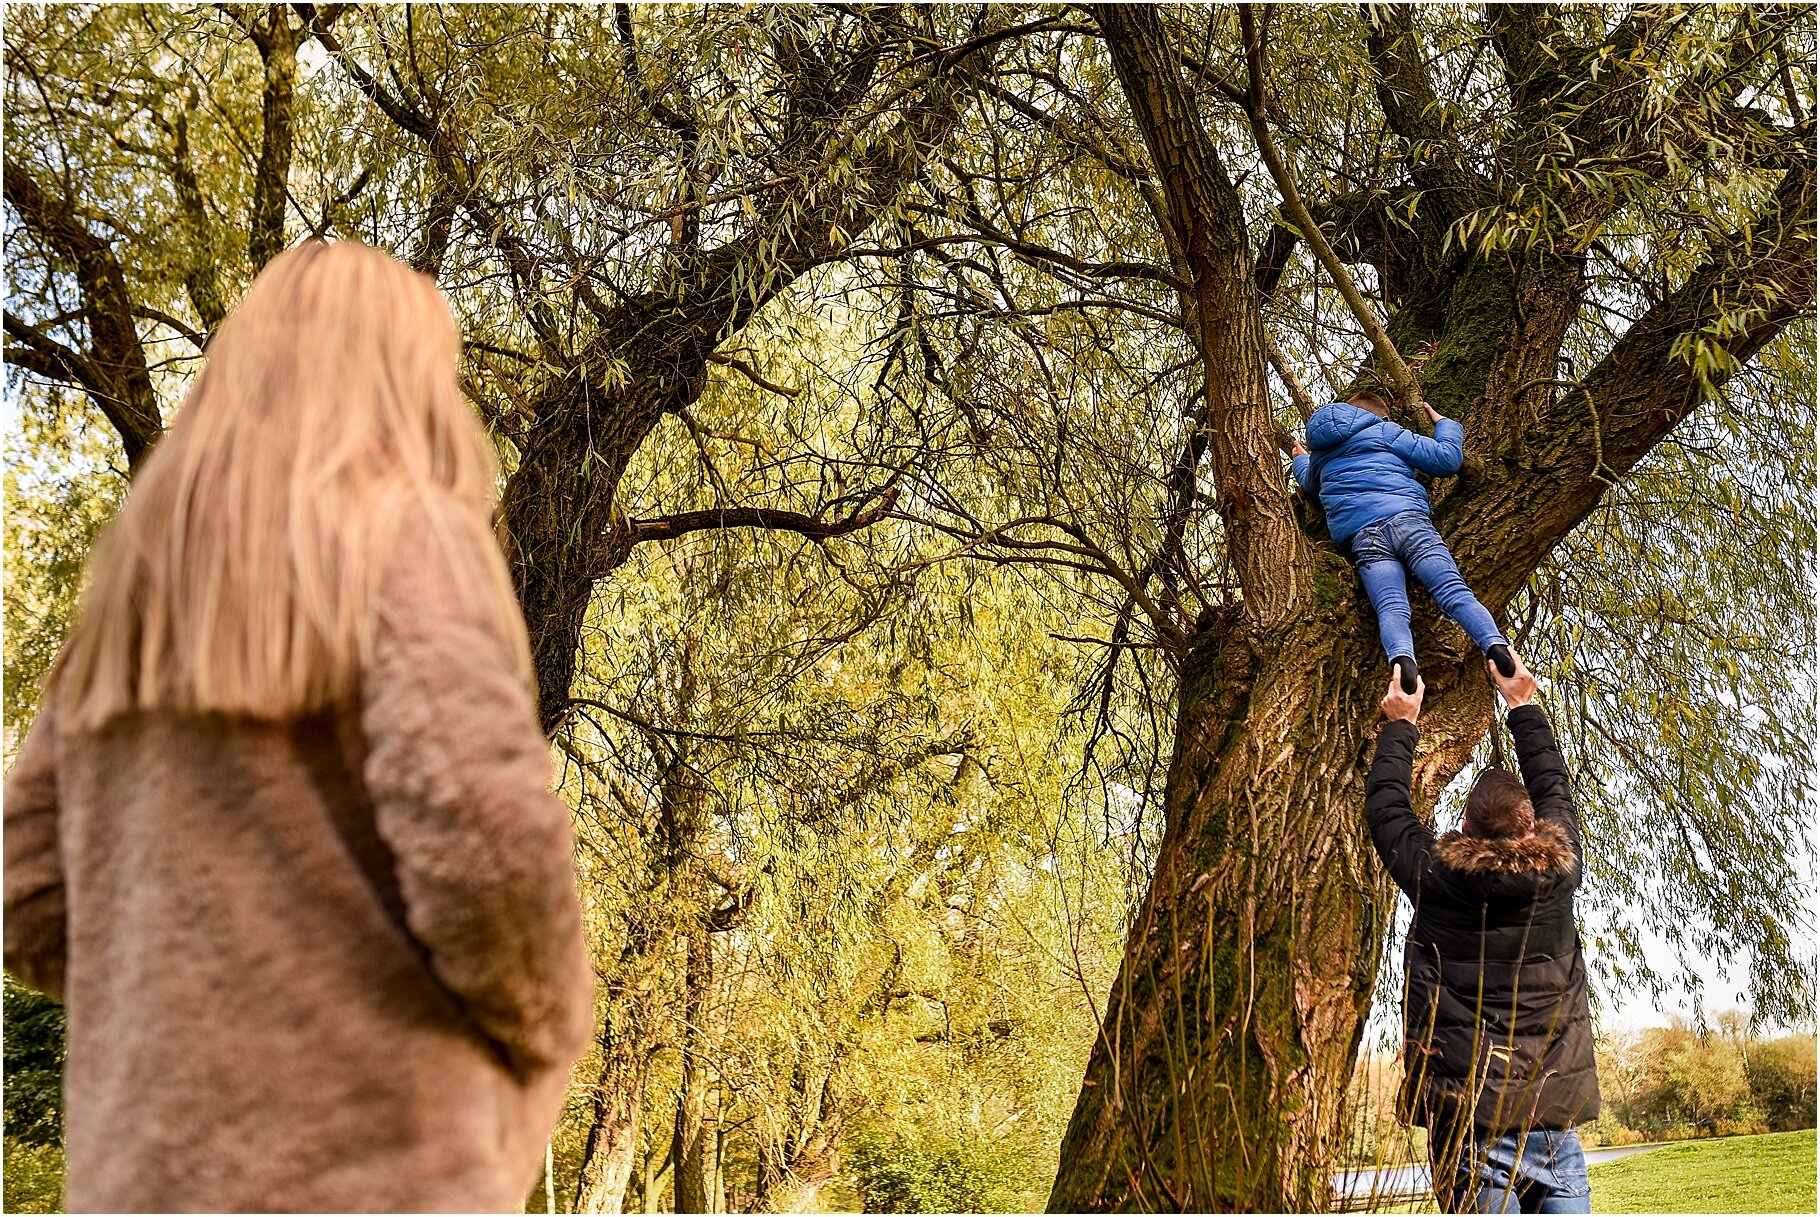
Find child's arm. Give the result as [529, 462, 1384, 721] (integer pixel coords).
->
[1384, 401, 1464, 476]
[1291, 442, 1318, 495]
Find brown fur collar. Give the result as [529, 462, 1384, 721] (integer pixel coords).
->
[1434, 819, 1573, 874]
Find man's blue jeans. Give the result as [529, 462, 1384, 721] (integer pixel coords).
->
[1432, 1128, 1592, 1214]
[1348, 509, 1508, 662]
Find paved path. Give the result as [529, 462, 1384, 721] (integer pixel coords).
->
[1334, 1142, 1666, 1204]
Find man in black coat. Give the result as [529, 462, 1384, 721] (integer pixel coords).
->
[1368, 653, 1599, 1214]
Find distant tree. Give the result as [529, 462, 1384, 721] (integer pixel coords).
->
[1747, 1037, 1819, 1131]
[2, 978, 66, 1149]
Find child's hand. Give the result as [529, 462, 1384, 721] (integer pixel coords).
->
[1292, 440, 1307, 458]
[1381, 670, 1424, 722]
[1418, 399, 1442, 423]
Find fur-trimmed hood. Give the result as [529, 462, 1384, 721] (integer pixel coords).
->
[1434, 818, 1574, 874]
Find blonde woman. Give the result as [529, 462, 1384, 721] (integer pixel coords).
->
[4, 242, 595, 1212]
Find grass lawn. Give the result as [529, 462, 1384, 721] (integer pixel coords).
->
[1588, 1130, 1818, 1214]
[1358, 1131, 1818, 1214]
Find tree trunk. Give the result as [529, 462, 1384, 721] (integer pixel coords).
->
[672, 928, 717, 1214]
[755, 1063, 843, 1212]
[1043, 224, 1592, 1216]
[2, 162, 165, 469]
[501, 366, 688, 732]
[711, 1123, 728, 1214]
[573, 916, 670, 1216]
[1048, 608, 1497, 1211]
[1049, 222, 1813, 1209]
[573, 1034, 649, 1214]
[638, 1143, 673, 1215]
[1055, 7, 1812, 1205]
[247, 7, 302, 272]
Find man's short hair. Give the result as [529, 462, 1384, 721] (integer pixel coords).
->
[1463, 768, 1535, 838]
[1348, 390, 1391, 417]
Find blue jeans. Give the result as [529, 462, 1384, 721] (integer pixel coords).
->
[1432, 1128, 1592, 1214]
[1348, 510, 1508, 662]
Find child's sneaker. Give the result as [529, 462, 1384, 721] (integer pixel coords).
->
[1391, 654, 1419, 695]
[1487, 643, 1516, 678]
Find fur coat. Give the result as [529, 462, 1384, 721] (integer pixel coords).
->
[4, 510, 595, 1212]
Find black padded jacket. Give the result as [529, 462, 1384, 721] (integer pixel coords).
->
[1366, 704, 1600, 1136]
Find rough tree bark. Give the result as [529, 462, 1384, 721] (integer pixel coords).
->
[1049, 5, 1814, 1211]
[671, 925, 720, 1215]
[571, 922, 661, 1214]
[241, 4, 307, 273]
[753, 1063, 843, 1213]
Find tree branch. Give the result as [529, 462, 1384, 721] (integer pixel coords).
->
[1261, 325, 1315, 422]
[298, 7, 432, 137]
[1362, 2, 1479, 203]
[706, 352, 800, 400]
[1449, 154, 1816, 606]
[4, 159, 163, 468]
[247, 5, 304, 270]
[607, 486, 900, 569]
[168, 103, 228, 334]
[1093, 1, 1313, 628]
[5, 315, 91, 385]
[1243, 4, 1420, 407]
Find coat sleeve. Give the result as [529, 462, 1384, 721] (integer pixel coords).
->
[1384, 416, 1464, 477]
[1507, 704, 1582, 864]
[1364, 719, 1438, 900]
[359, 512, 595, 1079]
[4, 693, 67, 999]
[1293, 451, 1318, 495]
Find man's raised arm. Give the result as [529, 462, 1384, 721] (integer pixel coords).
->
[1365, 671, 1438, 898]
[1488, 654, 1583, 862]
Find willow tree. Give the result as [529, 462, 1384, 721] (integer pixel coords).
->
[552, 492, 1131, 1211]
[1041, 5, 1816, 1209]
[5, 8, 1102, 1213]
[821, 2, 1813, 1208]
[4, 3, 1037, 730]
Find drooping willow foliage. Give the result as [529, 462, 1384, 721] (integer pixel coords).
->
[6, 4, 1812, 1211]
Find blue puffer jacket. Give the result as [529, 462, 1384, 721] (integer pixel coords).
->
[1292, 402, 1464, 543]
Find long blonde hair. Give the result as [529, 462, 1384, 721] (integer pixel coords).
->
[60, 240, 532, 730]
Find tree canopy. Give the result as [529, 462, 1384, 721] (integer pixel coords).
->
[5, 4, 1813, 1212]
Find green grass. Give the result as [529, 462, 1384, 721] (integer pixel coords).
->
[1588, 1130, 1817, 1214]
[1358, 1131, 1818, 1214]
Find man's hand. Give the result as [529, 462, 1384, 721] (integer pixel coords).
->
[1488, 650, 1538, 707]
[1381, 670, 1424, 722]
